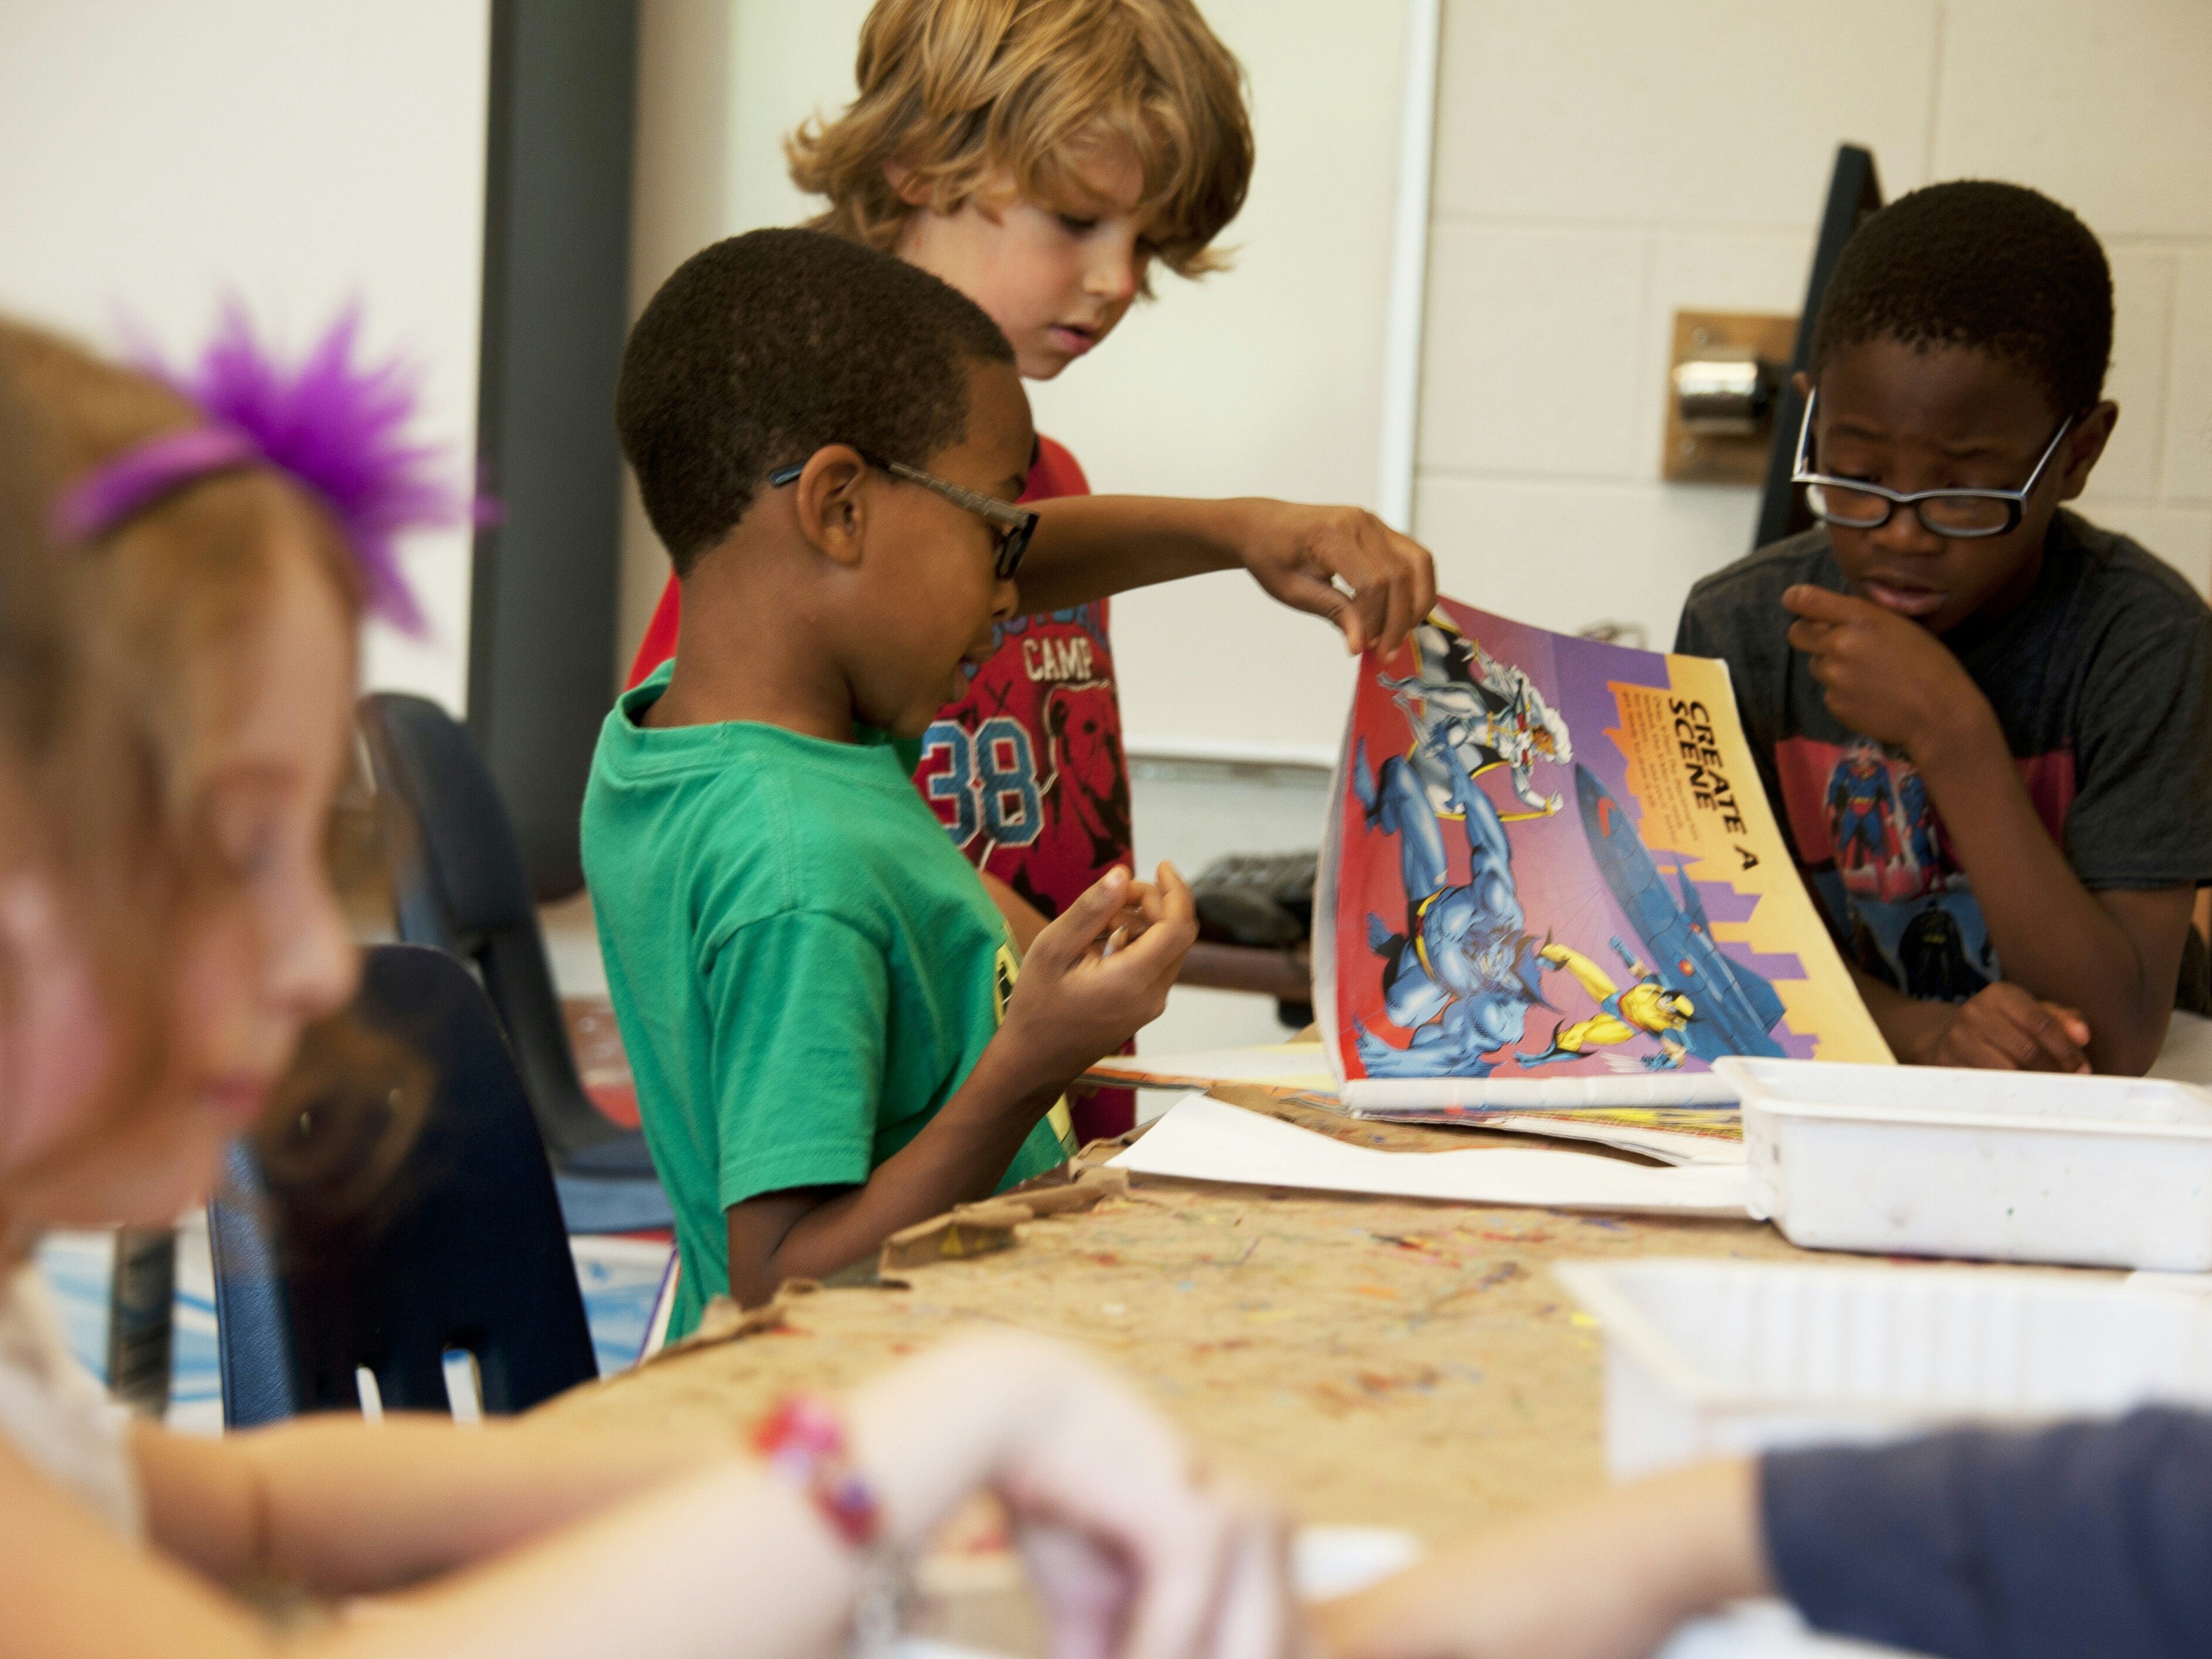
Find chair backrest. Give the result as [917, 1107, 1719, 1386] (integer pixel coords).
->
[207, 944, 598, 1427]
[357, 692, 534, 952]
[357, 693, 607, 1160]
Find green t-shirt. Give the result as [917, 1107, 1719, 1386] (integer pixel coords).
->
[580, 666, 1073, 1339]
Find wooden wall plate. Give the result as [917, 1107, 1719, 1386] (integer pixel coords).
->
[1662, 310, 1799, 486]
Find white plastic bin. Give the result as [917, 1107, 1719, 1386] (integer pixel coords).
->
[1555, 1257, 2212, 1479]
[1714, 1055, 2212, 1270]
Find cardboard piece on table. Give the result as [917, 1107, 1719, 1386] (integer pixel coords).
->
[643, 1279, 812, 1366]
[1012, 1164, 1131, 1216]
[1085, 1042, 1336, 1096]
[881, 1202, 1031, 1269]
[1298, 1095, 1745, 1166]
[1111, 1093, 1750, 1216]
[880, 1167, 1135, 1272]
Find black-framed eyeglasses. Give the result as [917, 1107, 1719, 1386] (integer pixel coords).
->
[1791, 387, 2075, 540]
[767, 452, 1037, 580]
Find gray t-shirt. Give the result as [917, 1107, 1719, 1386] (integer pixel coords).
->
[1675, 511, 2212, 1001]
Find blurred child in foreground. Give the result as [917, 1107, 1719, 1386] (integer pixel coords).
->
[0, 314, 1296, 1659]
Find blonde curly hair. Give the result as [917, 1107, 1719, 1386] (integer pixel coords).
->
[790, 0, 1253, 289]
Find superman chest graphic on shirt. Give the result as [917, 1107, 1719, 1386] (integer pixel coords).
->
[1773, 735, 2077, 1003]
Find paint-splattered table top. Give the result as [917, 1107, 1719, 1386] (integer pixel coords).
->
[540, 1091, 1824, 1540]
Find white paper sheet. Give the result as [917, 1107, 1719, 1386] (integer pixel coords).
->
[2150, 1009, 2212, 1085]
[1655, 1602, 1929, 1658]
[1110, 1095, 1750, 1216]
[1486, 1114, 1746, 1167]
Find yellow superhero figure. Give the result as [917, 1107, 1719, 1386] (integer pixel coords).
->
[1519, 936, 1695, 1071]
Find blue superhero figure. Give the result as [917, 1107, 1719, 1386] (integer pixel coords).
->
[1825, 740, 1900, 875]
[1349, 736, 1554, 1078]
[1893, 759, 1941, 871]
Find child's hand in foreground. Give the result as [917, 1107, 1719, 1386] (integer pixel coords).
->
[1229, 500, 1438, 658]
[1314, 1461, 1766, 1659]
[1004, 862, 1197, 1079]
[1782, 584, 1988, 759]
[1922, 981, 2092, 1072]
[857, 1332, 1306, 1659]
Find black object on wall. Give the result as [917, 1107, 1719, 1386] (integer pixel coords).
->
[1752, 144, 1885, 553]
[469, 0, 640, 898]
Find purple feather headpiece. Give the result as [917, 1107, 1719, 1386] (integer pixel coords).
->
[50, 305, 483, 635]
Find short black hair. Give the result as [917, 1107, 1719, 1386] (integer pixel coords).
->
[1809, 180, 2113, 417]
[615, 227, 1014, 574]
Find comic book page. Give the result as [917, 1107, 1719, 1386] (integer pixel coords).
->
[1314, 599, 1892, 1109]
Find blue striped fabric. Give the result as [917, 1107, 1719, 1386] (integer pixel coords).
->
[34, 1224, 673, 1431]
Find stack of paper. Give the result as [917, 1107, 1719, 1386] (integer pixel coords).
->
[1111, 1095, 1749, 1216]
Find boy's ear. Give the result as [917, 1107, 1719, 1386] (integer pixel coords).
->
[884, 158, 1006, 221]
[2056, 401, 2120, 502]
[883, 158, 934, 209]
[789, 446, 872, 569]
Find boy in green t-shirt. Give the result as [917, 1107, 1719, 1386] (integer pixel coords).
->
[584, 229, 1195, 1336]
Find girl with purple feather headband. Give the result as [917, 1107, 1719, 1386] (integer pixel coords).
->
[52, 303, 471, 634]
[0, 312, 1300, 1658]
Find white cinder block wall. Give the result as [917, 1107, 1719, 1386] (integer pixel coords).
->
[1415, 0, 2212, 649]
[0, 1, 493, 713]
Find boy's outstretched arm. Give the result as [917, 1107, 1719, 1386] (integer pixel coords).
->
[1848, 965, 2095, 1073]
[725, 865, 1195, 1306]
[1314, 1460, 1768, 1659]
[1318, 1410, 2212, 1659]
[1785, 584, 2191, 1074]
[1019, 495, 1437, 657]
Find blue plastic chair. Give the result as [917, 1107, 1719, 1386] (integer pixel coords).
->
[356, 692, 669, 1231]
[207, 944, 600, 1426]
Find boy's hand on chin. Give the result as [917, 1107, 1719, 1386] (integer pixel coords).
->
[1924, 981, 2092, 1072]
[1782, 584, 1986, 757]
[1004, 862, 1198, 1079]
[1231, 501, 1438, 658]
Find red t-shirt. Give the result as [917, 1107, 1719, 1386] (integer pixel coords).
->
[623, 436, 1137, 1137]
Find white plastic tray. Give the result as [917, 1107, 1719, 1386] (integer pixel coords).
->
[1715, 1055, 2212, 1269]
[1556, 1257, 2212, 1479]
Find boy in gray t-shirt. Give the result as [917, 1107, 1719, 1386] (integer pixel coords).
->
[1676, 181, 2212, 1076]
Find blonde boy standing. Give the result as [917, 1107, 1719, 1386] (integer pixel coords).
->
[627, 1, 1435, 1136]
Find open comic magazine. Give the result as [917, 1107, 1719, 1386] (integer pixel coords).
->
[1315, 598, 1892, 1109]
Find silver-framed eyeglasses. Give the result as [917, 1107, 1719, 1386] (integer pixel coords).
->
[1791, 387, 2075, 540]
[768, 453, 1036, 580]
